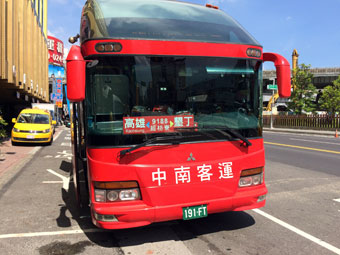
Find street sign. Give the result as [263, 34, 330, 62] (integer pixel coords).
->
[123, 115, 196, 134]
[50, 93, 63, 101]
[56, 101, 63, 108]
[267, 84, 278, 90]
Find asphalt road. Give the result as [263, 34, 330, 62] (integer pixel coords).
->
[0, 128, 339, 255]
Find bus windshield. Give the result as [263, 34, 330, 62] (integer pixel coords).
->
[81, 0, 260, 45]
[85, 56, 262, 147]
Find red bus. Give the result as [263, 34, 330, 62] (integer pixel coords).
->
[66, 0, 291, 229]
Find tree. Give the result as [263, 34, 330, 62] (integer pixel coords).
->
[319, 75, 340, 116]
[288, 64, 317, 114]
[0, 115, 8, 141]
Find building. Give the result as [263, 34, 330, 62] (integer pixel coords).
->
[0, 0, 49, 126]
[47, 35, 66, 122]
[263, 67, 340, 110]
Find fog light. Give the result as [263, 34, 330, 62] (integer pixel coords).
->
[94, 212, 118, 222]
[257, 195, 266, 202]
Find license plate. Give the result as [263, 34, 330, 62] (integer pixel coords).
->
[26, 135, 35, 139]
[182, 205, 208, 220]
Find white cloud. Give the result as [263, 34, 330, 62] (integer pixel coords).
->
[286, 16, 293, 21]
[50, 26, 65, 36]
[47, 30, 55, 37]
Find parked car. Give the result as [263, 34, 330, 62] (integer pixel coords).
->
[11, 108, 56, 145]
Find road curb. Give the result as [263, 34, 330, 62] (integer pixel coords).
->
[263, 128, 336, 137]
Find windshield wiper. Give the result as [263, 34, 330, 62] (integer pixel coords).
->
[119, 134, 183, 158]
[202, 125, 252, 147]
[176, 125, 252, 147]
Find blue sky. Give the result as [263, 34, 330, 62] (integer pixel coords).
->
[48, 0, 340, 69]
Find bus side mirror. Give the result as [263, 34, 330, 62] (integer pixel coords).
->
[66, 45, 85, 102]
[263, 52, 291, 98]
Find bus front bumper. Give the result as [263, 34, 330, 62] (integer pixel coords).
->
[91, 185, 267, 229]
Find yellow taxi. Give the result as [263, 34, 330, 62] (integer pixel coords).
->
[11, 108, 57, 145]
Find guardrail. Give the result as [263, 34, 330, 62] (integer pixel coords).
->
[263, 115, 340, 130]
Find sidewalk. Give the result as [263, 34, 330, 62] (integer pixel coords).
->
[263, 127, 336, 137]
[0, 126, 64, 178]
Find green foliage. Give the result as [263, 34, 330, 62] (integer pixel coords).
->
[319, 75, 340, 116]
[288, 64, 317, 114]
[0, 115, 8, 140]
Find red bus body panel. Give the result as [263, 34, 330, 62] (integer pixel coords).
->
[87, 139, 266, 229]
[66, 46, 86, 102]
[81, 39, 262, 59]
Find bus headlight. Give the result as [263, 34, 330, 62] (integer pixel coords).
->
[94, 181, 141, 202]
[119, 189, 140, 201]
[239, 167, 263, 187]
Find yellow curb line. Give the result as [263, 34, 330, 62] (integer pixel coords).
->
[264, 141, 340, 155]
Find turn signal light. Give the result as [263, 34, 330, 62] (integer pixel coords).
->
[94, 181, 138, 189]
[95, 42, 122, 53]
[240, 167, 263, 177]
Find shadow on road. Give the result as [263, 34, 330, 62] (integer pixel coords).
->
[59, 160, 72, 174]
[58, 177, 256, 249]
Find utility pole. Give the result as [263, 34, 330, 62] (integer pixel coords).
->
[292, 49, 299, 91]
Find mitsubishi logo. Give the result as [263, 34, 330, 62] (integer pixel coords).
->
[187, 153, 196, 161]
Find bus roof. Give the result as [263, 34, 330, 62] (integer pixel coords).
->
[80, 0, 261, 46]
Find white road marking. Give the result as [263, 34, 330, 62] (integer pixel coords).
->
[29, 146, 42, 155]
[61, 142, 71, 147]
[64, 136, 71, 140]
[0, 229, 102, 239]
[44, 155, 53, 158]
[290, 138, 340, 146]
[333, 198, 340, 203]
[0, 227, 192, 255]
[30, 129, 65, 156]
[55, 150, 72, 160]
[253, 209, 340, 255]
[54, 129, 63, 140]
[42, 181, 63, 184]
[46, 169, 70, 191]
